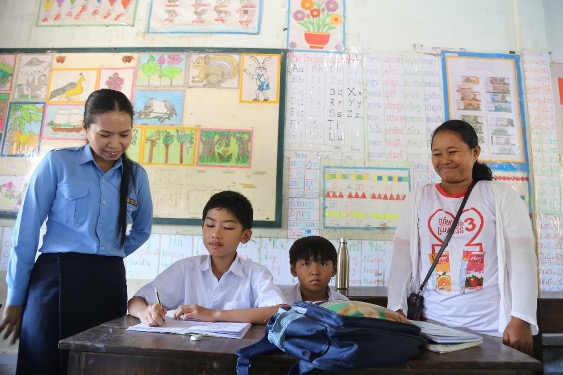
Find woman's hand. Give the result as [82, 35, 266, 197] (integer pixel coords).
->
[0, 305, 24, 345]
[503, 317, 533, 355]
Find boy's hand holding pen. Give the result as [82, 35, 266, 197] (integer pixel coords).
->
[154, 288, 166, 325]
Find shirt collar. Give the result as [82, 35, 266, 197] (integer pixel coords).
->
[200, 253, 243, 276]
[79, 145, 123, 172]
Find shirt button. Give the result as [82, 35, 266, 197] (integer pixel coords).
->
[101, 246, 105, 250]
[101, 179, 106, 183]
[102, 200, 106, 205]
[98, 223, 102, 228]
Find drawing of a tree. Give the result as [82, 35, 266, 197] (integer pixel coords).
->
[199, 130, 217, 164]
[6, 103, 42, 156]
[162, 130, 174, 163]
[145, 129, 161, 163]
[139, 56, 160, 86]
[176, 128, 194, 164]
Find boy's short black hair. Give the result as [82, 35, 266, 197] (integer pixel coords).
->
[289, 236, 338, 265]
[202, 190, 253, 230]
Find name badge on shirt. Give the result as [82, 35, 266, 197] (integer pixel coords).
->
[127, 197, 138, 206]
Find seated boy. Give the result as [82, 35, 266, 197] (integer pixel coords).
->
[284, 235, 349, 304]
[128, 190, 286, 326]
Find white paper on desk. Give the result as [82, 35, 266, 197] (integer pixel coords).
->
[127, 319, 251, 339]
[410, 321, 482, 344]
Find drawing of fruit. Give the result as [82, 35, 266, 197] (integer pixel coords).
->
[436, 274, 451, 291]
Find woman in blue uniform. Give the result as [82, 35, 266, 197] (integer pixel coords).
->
[0, 89, 153, 375]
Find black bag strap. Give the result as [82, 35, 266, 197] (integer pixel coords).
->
[415, 180, 477, 294]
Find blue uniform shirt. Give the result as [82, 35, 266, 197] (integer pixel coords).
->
[7, 145, 153, 305]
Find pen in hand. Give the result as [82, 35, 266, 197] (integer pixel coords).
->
[155, 288, 165, 323]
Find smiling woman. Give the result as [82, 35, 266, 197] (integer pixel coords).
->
[387, 119, 539, 356]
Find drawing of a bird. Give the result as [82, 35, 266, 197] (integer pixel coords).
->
[162, 100, 177, 117]
[145, 130, 162, 142]
[49, 73, 85, 101]
[137, 98, 154, 118]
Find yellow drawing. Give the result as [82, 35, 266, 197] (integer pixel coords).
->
[49, 73, 85, 101]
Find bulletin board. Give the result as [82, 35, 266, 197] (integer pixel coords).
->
[0, 47, 286, 227]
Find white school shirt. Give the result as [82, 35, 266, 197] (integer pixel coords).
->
[283, 283, 349, 305]
[135, 254, 285, 310]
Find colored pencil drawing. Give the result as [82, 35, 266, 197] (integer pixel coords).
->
[41, 104, 86, 140]
[1, 102, 44, 157]
[0, 175, 29, 212]
[136, 53, 186, 87]
[0, 55, 16, 92]
[13, 54, 52, 101]
[240, 53, 280, 103]
[187, 53, 240, 88]
[0, 93, 9, 131]
[126, 126, 141, 162]
[197, 129, 252, 167]
[140, 126, 197, 166]
[37, 0, 137, 26]
[47, 68, 99, 104]
[133, 89, 184, 125]
[98, 67, 135, 101]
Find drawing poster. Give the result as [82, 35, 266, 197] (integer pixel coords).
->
[37, 0, 138, 26]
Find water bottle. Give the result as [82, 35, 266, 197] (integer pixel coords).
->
[335, 238, 349, 289]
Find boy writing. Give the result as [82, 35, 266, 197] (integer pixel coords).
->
[284, 235, 349, 304]
[128, 190, 286, 326]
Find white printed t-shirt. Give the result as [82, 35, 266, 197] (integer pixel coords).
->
[418, 182, 499, 335]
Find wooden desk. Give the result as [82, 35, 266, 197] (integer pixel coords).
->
[59, 315, 541, 375]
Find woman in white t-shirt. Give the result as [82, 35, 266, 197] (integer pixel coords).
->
[387, 119, 537, 355]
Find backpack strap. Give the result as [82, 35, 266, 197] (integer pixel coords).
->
[236, 332, 280, 375]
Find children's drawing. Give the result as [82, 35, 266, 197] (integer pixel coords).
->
[0, 175, 29, 212]
[147, 0, 262, 34]
[13, 55, 52, 101]
[98, 67, 135, 101]
[0, 55, 16, 92]
[240, 54, 280, 103]
[134, 90, 184, 125]
[197, 129, 252, 167]
[37, 0, 137, 26]
[187, 53, 240, 88]
[1, 102, 44, 157]
[287, 0, 345, 52]
[42, 104, 86, 140]
[140, 126, 197, 166]
[126, 126, 141, 162]
[136, 53, 186, 87]
[47, 69, 98, 103]
[0, 94, 9, 131]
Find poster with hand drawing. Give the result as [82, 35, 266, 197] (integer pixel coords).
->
[187, 53, 240, 89]
[98, 68, 136, 101]
[148, 0, 262, 34]
[46, 68, 98, 104]
[133, 89, 184, 125]
[140, 126, 197, 166]
[37, 0, 138, 26]
[1, 102, 44, 157]
[136, 53, 187, 87]
[240, 53, 280, 103]
[12, 54, 52, 101]
[0, 55, 16, 93]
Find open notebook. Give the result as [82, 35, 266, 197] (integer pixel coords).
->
[127, 317, 251, 339]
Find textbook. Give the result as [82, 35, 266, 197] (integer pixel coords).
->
[410, 320, 483, 353]
[127, 319, 251, 339]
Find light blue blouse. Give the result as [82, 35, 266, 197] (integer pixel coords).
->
[7, 145, 153, 305]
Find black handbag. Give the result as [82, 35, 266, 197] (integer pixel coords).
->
[406, 181, 477, 321]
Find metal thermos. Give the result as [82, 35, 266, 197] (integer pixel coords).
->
[335, 238, 349, 289]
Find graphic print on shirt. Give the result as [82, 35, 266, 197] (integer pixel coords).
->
[427, 207, 485, 293]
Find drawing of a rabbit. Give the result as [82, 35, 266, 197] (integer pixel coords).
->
[244, 56, 271, 101]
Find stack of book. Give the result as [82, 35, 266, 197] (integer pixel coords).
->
[410, 321, 484, 353]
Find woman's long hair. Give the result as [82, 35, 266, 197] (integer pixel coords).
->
[84, 89, 136, 248]
[431, 119, 493, 182]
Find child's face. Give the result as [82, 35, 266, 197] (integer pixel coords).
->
[202, 208, 252, 260]
[291, 258, 337, 295]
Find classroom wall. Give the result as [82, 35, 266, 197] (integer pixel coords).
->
[0, 0, 561, 356]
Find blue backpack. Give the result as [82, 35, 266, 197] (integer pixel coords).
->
[236, 300, 426, 375]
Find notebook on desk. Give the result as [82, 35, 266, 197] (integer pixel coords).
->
[410, 320, 483, 353]
[127, 319, 251, 339]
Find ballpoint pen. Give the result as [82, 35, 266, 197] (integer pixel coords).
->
[155, 288, 165, 322]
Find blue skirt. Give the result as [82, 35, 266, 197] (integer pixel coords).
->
[16, 252, 127, 375]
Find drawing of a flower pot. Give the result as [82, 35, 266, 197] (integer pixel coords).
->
[304, 32, 331, 49]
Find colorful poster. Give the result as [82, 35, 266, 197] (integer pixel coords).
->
[37, 0, 138, 26]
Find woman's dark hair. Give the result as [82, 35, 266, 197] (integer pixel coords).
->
[84, 89, 135, 248]
[289, 236, 337, 266]
[431, 119, 493, 182]
[202, 190, 254, 230]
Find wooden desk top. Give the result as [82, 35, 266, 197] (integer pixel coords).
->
[59, 315, 541, 375]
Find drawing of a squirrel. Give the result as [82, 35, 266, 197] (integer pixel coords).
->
[191, 55, 240, 87]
